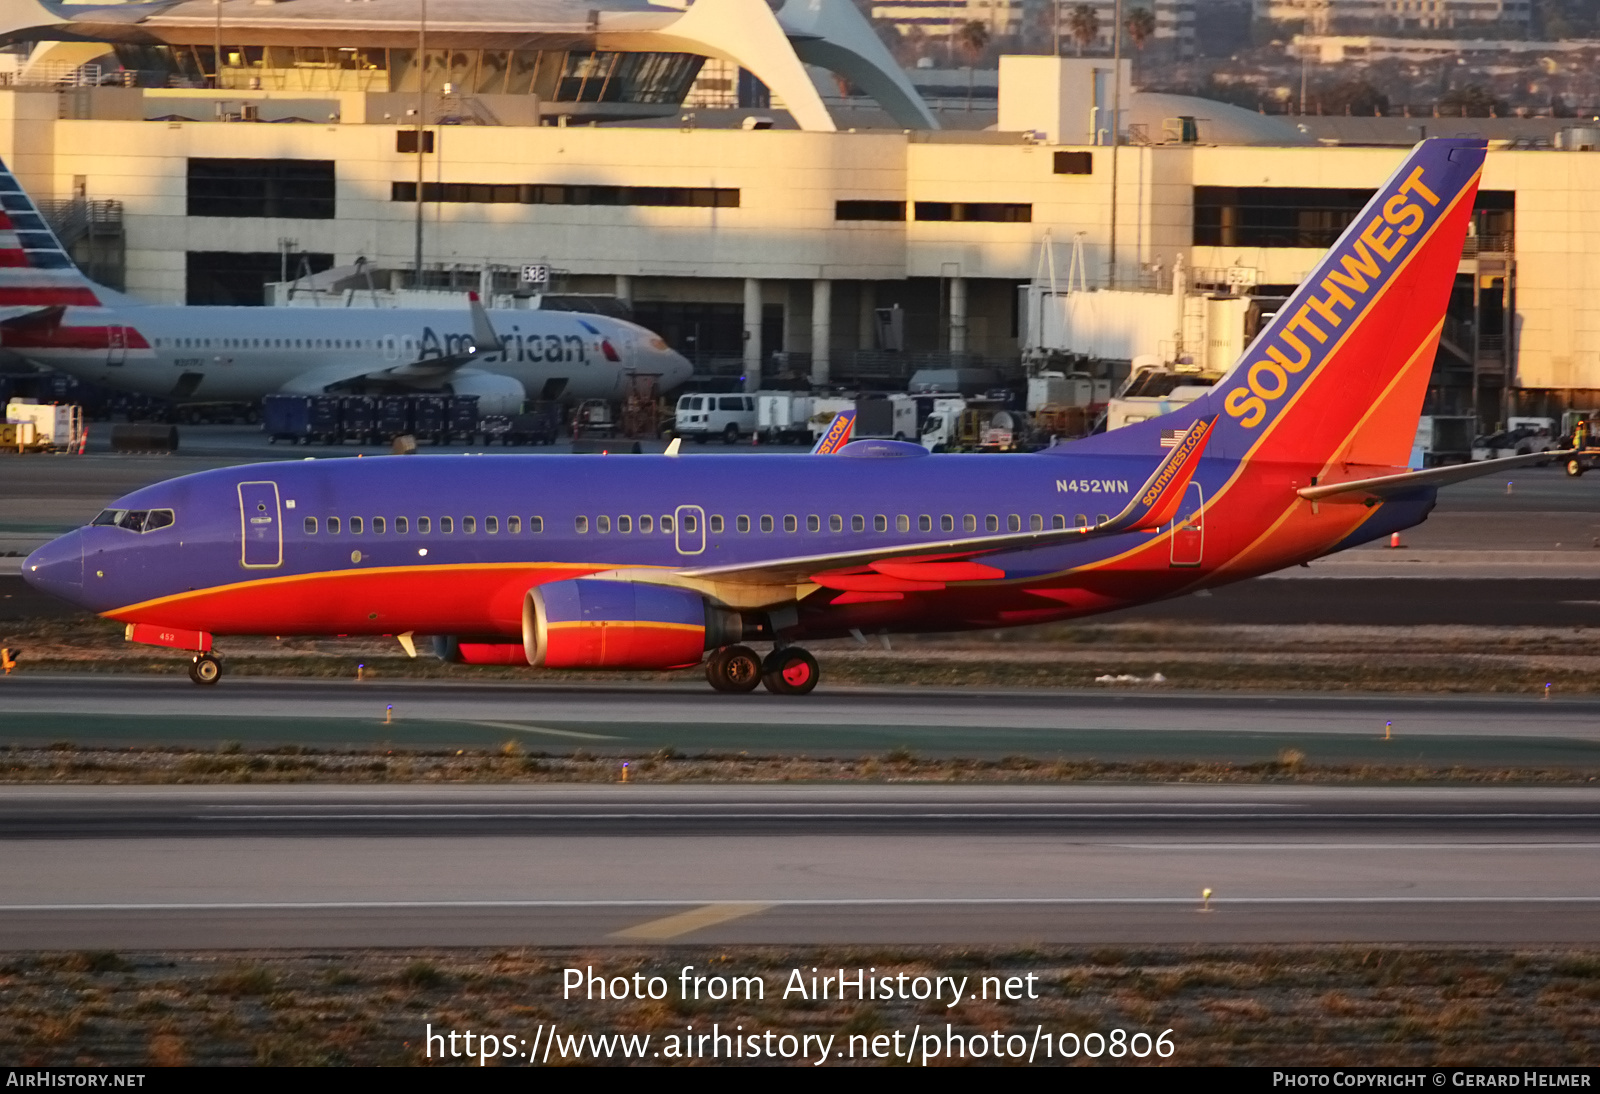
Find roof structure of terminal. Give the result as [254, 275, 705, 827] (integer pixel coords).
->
[0, 0, 940, 130]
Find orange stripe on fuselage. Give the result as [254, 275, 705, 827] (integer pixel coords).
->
[103, 562, 614, 637]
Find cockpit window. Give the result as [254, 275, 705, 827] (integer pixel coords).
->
[91, 509, 174, 533]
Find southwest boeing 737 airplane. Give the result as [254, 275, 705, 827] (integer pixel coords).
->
[22, 138, 1564, 693]
[0, 169, 690, 409]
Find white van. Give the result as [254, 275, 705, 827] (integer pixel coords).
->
[675, 393, 757, 444]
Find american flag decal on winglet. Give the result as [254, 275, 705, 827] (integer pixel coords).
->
[0, 157, 99, 306]
[1159, 428, 1187, 448]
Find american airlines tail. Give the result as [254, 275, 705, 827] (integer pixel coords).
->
[1079, 137, 1486, 477]
[0, 157, 106, 307]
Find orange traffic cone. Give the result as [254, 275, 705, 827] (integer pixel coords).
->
[1388, 532, 1403, 549]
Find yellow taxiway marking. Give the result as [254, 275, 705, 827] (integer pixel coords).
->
[470, 720, 618, 741]
[611, 902, 775, 941]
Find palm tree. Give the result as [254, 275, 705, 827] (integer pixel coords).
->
[1125, 7, 1154, 81]
[954, 19, 990, 66]
[1067, 4, 1100, 57]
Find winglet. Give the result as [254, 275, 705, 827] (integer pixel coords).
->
[664, 437, 682, 456]
[467, 292, 503, 357]
[1099, 416, 1217, 533]
[810, 409, 855, 454]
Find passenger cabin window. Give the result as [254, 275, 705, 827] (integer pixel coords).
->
[829, 515, 843, 533]
[896, 515, 909, 532]
[1075, 514, 1089, 529]
[530, 516, 543, 533]
[710, 515, 724, 534]
[373, 517, 386, 534]
[597, 516, 610, 533]
[1008, 515, 1022, 532]
[851, 516, 865, 532]
[575, 516, 589, 533]
[507, 516, 519, 533]
[873, 515, 887, 532]
[784, 515, 797, 533]
[1097, 513, 1109, 524]
[1030, 515, 1043, 531]
[327, 517, 341, 534]
[919, 515, 932, 532]
[441, 517, 454, 533]
[639, 515, 652, 533]
[464, 516, 477, 534]
[985, 515, 999, 533]
[965, 515, 978, 532]
[660, 515, 673, 533]
[1052, 515, 1066, 530]
[736, 516, 749, 533]
[397, 516, 409, 533]
[487, 516, 499, 534]
[808, 515, 820, 533]
[941, 515, 954, 532]
[618, 516, 631, 533]
[304, 517, 317, 534]
[350, 517, 363, 534]
[760, 516, 773, 532]
[682, 514, 697, 533]
[418, 517, 431, 533]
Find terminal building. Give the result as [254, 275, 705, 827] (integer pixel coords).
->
[0, 0, 1593, 426]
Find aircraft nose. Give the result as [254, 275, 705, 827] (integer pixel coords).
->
[22, 531, 84, 602]
[662, 347, 694, 392]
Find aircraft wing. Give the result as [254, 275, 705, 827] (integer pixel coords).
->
[279, 295, 503, 394]
[676, 417, 1217, 588]
[1298, 448, 1575, 503]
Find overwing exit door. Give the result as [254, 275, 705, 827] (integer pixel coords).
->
[1169, 482, 1204, 568]
[238, 481, 283, 568]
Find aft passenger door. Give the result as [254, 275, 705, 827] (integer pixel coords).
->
[238, 481, 283, 569]
[674, 504, 704, 556]
[107, 325, 126, 367]
[1169, 482, 1204, 568]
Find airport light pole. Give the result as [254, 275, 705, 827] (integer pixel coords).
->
[213, 0, 222, 89]
[1107, 0, 1122, 289]
[413, 0, 426, 286]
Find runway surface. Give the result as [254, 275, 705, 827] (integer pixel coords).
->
[2, 785, 1597, 947]
[6, 675, 1600, 765]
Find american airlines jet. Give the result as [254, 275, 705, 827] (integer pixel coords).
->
[25, 140, 1578, 693]
[0, 165, 691, 411]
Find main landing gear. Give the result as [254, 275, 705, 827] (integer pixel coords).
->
[704, 645, 820, 696]
[188, 652, 223, 686]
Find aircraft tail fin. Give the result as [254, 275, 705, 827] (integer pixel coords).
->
[810, 408, 855, 454]
[1074, 138, 1484, 474]
[1205, 137, 1485, 470]
[0, 157, 102, 306]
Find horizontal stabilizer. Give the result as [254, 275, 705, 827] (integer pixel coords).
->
[1298, 448, 1576, 503]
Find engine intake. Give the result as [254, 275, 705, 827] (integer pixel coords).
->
[523, 579, 740, 670]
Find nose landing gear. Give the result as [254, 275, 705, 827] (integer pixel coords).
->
[188, 653, 223, 686]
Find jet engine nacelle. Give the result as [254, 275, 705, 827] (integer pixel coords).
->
[523, 578, 741, 670]
[444, 369, 527, 416]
